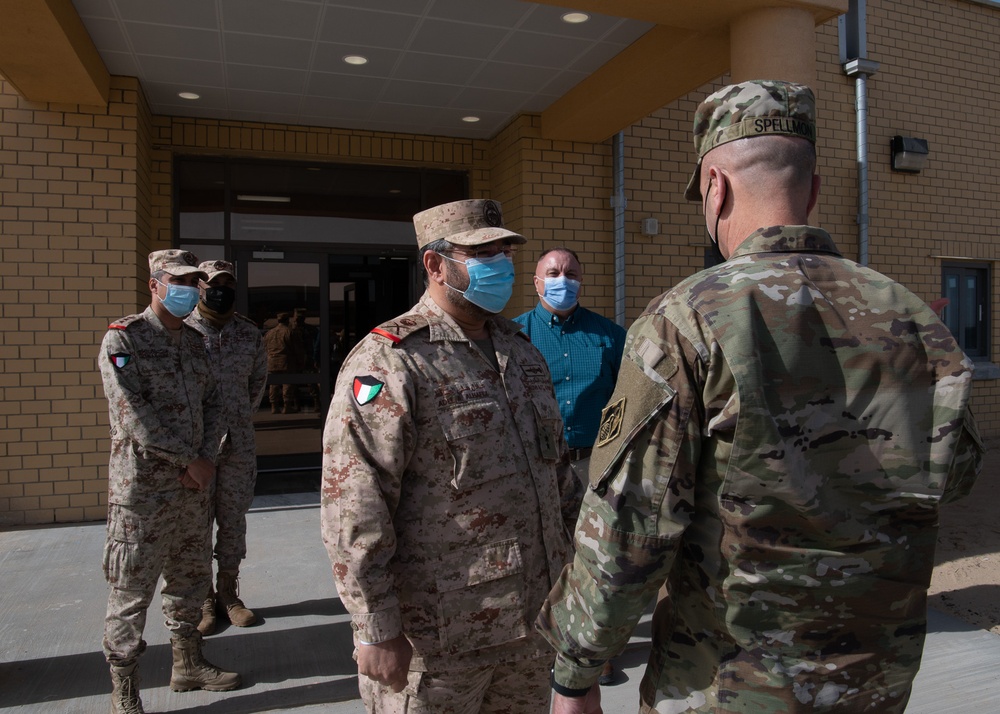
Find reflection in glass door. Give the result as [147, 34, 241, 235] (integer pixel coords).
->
[240, 252, 325, 475]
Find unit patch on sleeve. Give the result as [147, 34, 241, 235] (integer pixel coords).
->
[595, 397, 626, 447]
[353, 376, 385, 405]
[110, 353, 132, 370]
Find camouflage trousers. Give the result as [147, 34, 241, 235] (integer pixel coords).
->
[102, 488, 212, 666]
[210, 438, 258, 570]
[359, 654, 552, 714]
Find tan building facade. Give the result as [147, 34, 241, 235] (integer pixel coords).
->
[1, 0, 998, 525]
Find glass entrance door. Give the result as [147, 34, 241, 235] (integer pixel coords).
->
[237, 249, 420, 483]
[238, 249, 326, 477]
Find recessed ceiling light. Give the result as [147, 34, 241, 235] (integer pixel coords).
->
[178, 92, 200, 100]
[462, 116, 480, 123]
[343, 55, 368, 66]
[561, 12, 590, 24]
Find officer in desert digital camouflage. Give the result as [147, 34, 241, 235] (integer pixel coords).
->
[536, 80, 985, 714]
[321, 199, 583, 713]
[186, 260, 268, 636]
[99, 249, 241, 714]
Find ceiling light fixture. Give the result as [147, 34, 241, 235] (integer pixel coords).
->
[178, 92, 200, 100]
[343, 55, 369, 66]
[236, 194, 292, 203]
[561, 12, 590, 24]
[462, 116, 480, 123]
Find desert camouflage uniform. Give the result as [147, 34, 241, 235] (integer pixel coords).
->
[99, 306, 225, 666]
[186, 309, 268, 568]
[321, 291, 582, 710]
[537, 225, 984, 712]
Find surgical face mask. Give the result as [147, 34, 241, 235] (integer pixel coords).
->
[156, 280, 200, 317]
[539, 276, 580, 312]
[441, 252, 515, 314]
[202, 285, 236, 314]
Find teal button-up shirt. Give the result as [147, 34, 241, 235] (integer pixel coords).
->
[514, 303, 626, 449]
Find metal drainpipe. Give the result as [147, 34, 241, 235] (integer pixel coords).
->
[844, 59, 879, 266]
[613, 131, 626, 327]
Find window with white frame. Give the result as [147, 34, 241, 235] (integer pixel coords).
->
[941, 262, 990, 359]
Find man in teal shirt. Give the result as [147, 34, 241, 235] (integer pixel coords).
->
[514, 246, 626, 685]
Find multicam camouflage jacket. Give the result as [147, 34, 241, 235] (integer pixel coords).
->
[98, 306, 226, 505]
[537, 225, 984, 712]
[321, 291, 583, 671]
[186, 308, 268, 450]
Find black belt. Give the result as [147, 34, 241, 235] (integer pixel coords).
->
[567, 447, 592, 461]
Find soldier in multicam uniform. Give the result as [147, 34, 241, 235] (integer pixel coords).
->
[536, 80, 985, 714]
[99, 250, 241, 714]
[186, 260, 268, 635]
[321, 199, 584, 713]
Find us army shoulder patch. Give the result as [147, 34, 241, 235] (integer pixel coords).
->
[353, 376, 384, 406]
[110, 353, 131, 370]
[595, 397, 626, 447]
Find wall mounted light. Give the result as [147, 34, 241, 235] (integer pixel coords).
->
[890, 136, 929, 173]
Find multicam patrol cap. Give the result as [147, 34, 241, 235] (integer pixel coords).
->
[684, 79, 817, 201]
[149, 249, 207, 279]
[413, 199, 526, 250]
[198, 259, 236, 282]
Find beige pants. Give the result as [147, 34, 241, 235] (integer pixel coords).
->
[359, 654, 552, 714]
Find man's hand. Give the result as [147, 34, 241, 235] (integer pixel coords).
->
[179, 456, 216, 490]
[552, 684, 602, 714]
[357, 634, 412, 693]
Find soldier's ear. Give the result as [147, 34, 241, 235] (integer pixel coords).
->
[423, 250, 447, 285]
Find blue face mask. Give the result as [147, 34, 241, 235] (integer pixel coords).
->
[443, 253, 515, 314]
[540, 276, 581, 312]
[156, 280, 200, 317]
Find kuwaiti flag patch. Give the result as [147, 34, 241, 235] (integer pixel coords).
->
[111, 353, 132, 370]
[353, 376, 384, 406]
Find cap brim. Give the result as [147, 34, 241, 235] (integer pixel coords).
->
[684, 161, 702, 202]
[205, 270, 235, 281]
[162, 266, 209, 280]
[447, 226, 527, 246]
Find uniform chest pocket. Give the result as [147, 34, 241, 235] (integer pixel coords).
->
[435, 539, 528, 655]
[531, 398, 562, 462]
[436, 399, 519, 491]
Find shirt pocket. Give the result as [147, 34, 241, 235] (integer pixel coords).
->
[436, 399, 518, 491]
[532, 397, 563, 462]
[435, 538, 528, 655]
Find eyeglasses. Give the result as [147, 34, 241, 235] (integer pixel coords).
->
[441, 243, 517, 261]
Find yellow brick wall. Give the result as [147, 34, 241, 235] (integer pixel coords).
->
[0, 75, 152, 525]
[2, 0, 998, 525]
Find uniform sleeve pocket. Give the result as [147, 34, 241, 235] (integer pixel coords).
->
[435, 539, 528, 654]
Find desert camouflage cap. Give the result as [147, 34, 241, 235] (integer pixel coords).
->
[684, 79, 816, 201]
[198, 259, 236, 282]
[149, 249, 207, 278]
[413, 199, 526, 250]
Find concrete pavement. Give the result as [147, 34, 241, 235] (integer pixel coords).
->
[2, 489, 999, 713]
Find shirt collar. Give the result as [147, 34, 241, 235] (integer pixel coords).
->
[416, 291, 522, 342]
[729, 225, 841, 259]
[534, 300, 578, 327]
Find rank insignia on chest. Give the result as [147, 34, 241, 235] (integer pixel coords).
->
[110, 353, 131, 370]
[596, 397, 626, 447]
[353, 376, 384, 405]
